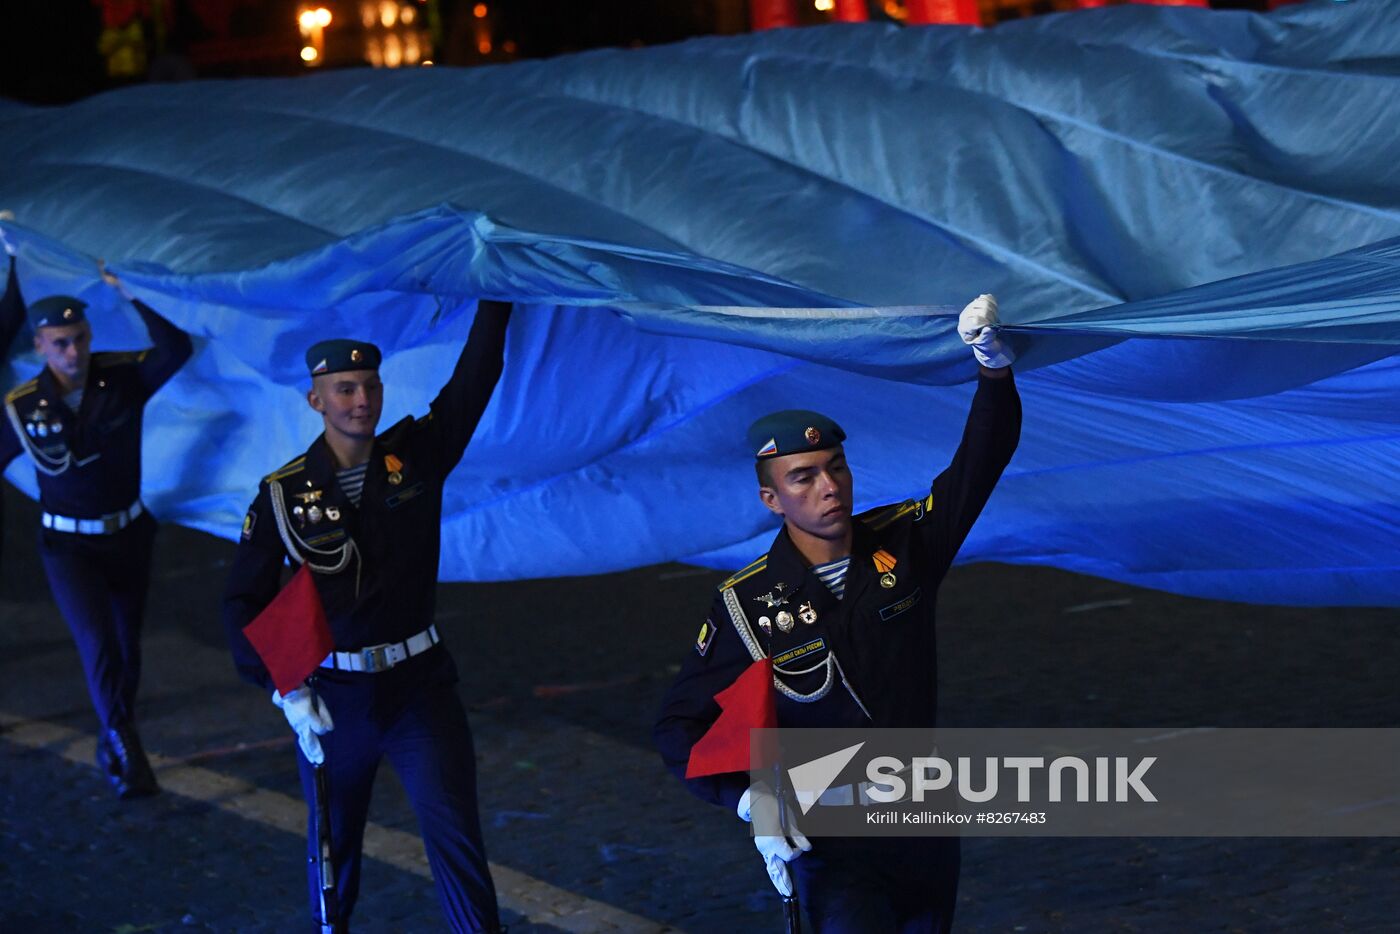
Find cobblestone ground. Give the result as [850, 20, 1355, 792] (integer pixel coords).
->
[1, 487, 1396, 933]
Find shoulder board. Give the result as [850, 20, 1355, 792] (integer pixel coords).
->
[4, 378, 38, 405]
[719, 554, 769, 591]
[94, 350, 148, 367]
[264, 455, 308, 484]
[861, 499, 921, 531]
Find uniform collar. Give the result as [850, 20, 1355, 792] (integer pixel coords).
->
[765, 515, 880, 603]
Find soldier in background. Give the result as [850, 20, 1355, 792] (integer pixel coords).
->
[0, 244, 192, 799]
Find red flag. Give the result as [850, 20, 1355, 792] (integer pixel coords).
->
[686, 658, 778, 778]
[242, 564, 334, 697]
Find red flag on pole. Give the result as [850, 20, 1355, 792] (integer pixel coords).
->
[686, 658, 778, 779]
[242, 564, 334, 697]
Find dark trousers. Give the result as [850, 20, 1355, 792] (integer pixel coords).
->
[38, 512, 156, 731]
[295, 669, 500, 933]
[792, 835, 961, 934]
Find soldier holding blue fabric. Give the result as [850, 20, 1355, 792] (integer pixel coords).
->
[0, 246, 193, 800]
[654, 295, 1021, 932]
[222, 300, 513, 933]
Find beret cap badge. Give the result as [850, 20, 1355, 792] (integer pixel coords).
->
[804, 427, 820, 445]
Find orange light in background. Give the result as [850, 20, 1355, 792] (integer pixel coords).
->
[366, 36, 384, 66]
[882, 0, 908, 19]
[473, 3, 488, 17]
[400, 4, 416, 24]
[301, 46, 319, 62]
[502, 39, 517, 54]
[404, 32, 421, 64]
[814, 0, 834, 10]
[478, 38, 492, 54]
[314, 7, 332, 27]
[384, 32, 403, 67]
[360, 2, 376, 27]
[422, 59, 434, 66]
[379, 0, 397, 27]
[298, 9, 318, 29]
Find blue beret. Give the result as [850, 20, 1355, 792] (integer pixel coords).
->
[28, 295, 87, 330]
[305, 339, 382, 377]
[747, 409, 846, 460]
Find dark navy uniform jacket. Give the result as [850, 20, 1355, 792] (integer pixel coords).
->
[222, 302, 512, 691]
[654, 372, 1021, 811]
[0, 272, 193, 519]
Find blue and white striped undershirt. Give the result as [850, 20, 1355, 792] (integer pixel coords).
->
[336, 462, 369, 507]
[813, 556, 852, 599]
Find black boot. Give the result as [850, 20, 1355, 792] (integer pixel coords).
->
[96, 723, 160, 799]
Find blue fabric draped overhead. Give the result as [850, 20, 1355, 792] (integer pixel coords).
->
[1, 0, 1397, 605]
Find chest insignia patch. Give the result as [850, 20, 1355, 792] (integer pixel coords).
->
[385, 481, 425, 508]
[773, 638, 826, 667]
[878, 587, 922, 622]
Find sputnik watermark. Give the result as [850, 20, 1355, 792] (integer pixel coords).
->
[861, 755, 1156, 804]
[750, 728, 1400, 837]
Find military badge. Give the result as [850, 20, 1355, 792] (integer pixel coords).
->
[798, 602, 817, 625]
[776, 610, 795, 632]
[695, 619, 717, 656]
[241, 509, 257, 541]
[873, 549, 898, 587]
[754, 583, 791, 609]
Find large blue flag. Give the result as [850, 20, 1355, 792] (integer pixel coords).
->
[1, 0, 1397, 604]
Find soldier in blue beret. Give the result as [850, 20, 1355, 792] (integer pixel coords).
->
[0, 247, 192, 800]
[656, 295, 1022, 932]
[223, 301, 514, 933]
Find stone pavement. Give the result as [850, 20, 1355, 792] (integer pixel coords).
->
[1, 487, 1396, 932]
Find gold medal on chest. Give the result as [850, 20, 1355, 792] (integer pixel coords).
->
[873, 549, 898, 588]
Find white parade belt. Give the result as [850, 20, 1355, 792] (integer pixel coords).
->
[42, 500, 143, 535]
[320, 624, 441, 673]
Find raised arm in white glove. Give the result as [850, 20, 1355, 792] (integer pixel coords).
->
[272, 683, 334, 765]
[738, 781, 812, 897]
[958, 293, 1014, 370]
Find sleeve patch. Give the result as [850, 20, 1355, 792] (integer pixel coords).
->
[241, 508, 257, 541]
[695, 618, 717, 656]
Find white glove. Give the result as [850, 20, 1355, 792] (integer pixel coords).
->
[0, 211, 15, 256]
[958, 293, 1014, 369]
[98, 259, 135, 301]
[272, 684, 334, 765]
[738, 782, 812, 897]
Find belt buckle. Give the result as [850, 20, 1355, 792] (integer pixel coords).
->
[361, 646, 389, 672]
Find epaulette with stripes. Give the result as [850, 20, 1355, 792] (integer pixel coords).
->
[860, 493, 934, 531]
[719, 553, 768, 591]
[263, 455, 308, 484]
[4, 378, 38, 405]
